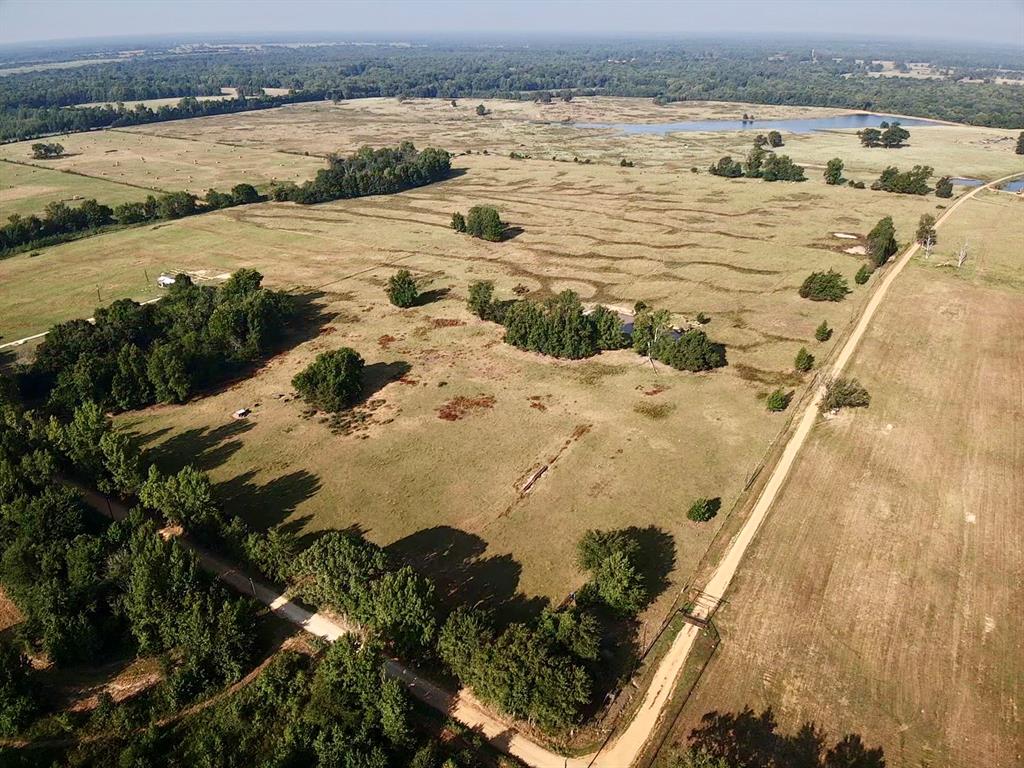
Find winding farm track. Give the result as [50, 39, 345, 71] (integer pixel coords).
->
[52, 173, 1022, 767]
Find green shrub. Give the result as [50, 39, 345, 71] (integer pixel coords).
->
[866, 216, 898, 267]
[467, 280, 494, 319]
[794, 347, 814, 372]
[799, 270, 849, 301]
[386, 269, 418, 308]
[821, 377, 871, 411]
[854, 264, 873, 285]
[466, 205, 504, 241]
[765, 389, 791, 412]
[292, 348, 365, 412]
[687, 497, 721, 522]
[450, 211, 466, 232]
[814, 321, 833, 342]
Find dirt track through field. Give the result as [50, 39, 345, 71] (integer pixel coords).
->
[40, 173, 1020, 768]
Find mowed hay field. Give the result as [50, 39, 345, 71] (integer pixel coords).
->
[0, 128, 325, 197]
[0, 160, 152, 219]
[670, 192, 1024, 767]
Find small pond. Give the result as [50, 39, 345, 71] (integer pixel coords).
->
[573, 112, 944, 135]
[1000, 179, 1024, 192]
[949, 177, 985, 187]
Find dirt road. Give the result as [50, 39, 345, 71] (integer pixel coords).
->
[68, 173, 1022, 768]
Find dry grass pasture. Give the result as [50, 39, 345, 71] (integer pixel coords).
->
[1, 97, 1020, 660]
[0, 129, 324, 197]
[669, 192, 1024, 767]
[0, 159, 151, 219]
[125, 97, 1024, 180]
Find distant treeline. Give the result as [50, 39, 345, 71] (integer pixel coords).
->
[1, 41, 1022, 141]
[0, 91, 323, 142]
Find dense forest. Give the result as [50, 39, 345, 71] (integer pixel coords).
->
[1, 39, 1022, 140]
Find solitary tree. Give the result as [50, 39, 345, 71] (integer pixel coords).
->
[854, 264, 873, 284]
[467, 281, 494, 319]
[858, 128, 881, 148]
[794, 347, 814, 372]
[767, 130, 784, 148]
[799, 270, 849, 301]
[915, 213, 937, 245]
[814, 320, 833, 342]
[765, 389, 791, 412]
[824, 158, 844, 185]
[687, 497, 721, 522]
[386, 270, 419, 308]
[934, 176, 954, 198]
[450, 212, 466, 232]
[879, 122, 910, 148]
[865, 216, 898, 267]
[821, 377, 871, 411]
[475, 104, 487, 116]
[1017, 131, 1024, 155]
[292, 348, 365, 412]
[465, 206, 504, 242]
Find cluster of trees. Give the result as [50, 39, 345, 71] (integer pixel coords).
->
[632, 305, 728, 372]
[710, 140, 805, 182]
[292, 347, 365, 412]
[0, 396, 258, 735]
[291, 531, 437, 656]
[1, 184, 263, 255]
[451, 205, 505, 241]
[799, 270, 850, 301]
[503, 290, 612, 359]
[857, 121, 911, 148]
[871, 164, 933, 194]
[576, 529, 651, 615]
[26, 269, 294, 412]
[30, 141, 64, 158]
[271, 143, 451, 204]
[64, 641, 470, 768]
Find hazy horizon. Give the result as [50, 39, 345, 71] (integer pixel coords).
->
[1, 0, 1022, 48]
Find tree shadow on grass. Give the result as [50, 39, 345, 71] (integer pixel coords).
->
[131, 419, 255, 476]
[624, 524, 676, 606]
[415, 287, 451, 306]
[387, 526, 548, 627]
[357, 360, 412, 403]
[502, 225, 525, 241]
[214, 468, 322, 532]
[684, 707, 886, 768]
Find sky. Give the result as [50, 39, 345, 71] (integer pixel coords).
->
[0, 0, 1022, 47]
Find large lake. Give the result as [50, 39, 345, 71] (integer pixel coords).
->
[573, 112, 945, 135]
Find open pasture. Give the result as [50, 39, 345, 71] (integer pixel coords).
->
[0, 147, 926, 632]
[0, 159, 150, 219]
[0, 128, 325, 200]
[0, 97, 1007, 638]
[669, 194, 1024, 767]
[124, 96, 1024, 181]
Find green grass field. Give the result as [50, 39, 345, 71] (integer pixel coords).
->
[1, 159, 156, 219]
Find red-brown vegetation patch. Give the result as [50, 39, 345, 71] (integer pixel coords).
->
[431, 318, 466, 328]
[438, 394, 497, 421]
[378, 334, 399, 350]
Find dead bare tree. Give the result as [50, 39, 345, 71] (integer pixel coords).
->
[923, 231, 935, 260]
[956, 239, 969, 269]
